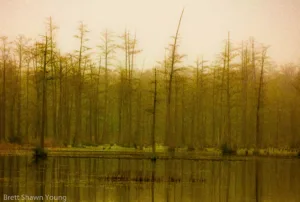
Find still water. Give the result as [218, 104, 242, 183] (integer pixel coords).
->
[0, 156, 299, 202]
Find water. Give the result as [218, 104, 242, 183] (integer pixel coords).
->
[0, 156, 299, 202]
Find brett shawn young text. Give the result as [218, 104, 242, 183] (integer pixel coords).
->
[3, 194, 67, 201]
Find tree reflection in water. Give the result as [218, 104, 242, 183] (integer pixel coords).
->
[0, 156, 299, 202]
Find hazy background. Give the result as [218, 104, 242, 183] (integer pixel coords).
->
[1, 0, 300, 67]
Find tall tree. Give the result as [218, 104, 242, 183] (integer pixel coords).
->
[165, 8, 185, 149]
[151, 67, 158, 155]
[256, 46, 269, 149]
[225, 32, 232, 148]
[14, 35, 27, 140]
[98, 30, 116, 143]
[40, 34, 49, 149]
[73, 22, 89, 146]
[0, 36, 10, 143]
[47, 17, 59, 140]
[240, 41, 249, 147]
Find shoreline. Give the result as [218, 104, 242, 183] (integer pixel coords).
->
[0, 143, 299, 159]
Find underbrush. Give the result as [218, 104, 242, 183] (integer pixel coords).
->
[221, 144, 236, 155]
[8, 135, 23, 144]
[0, 143, 22, 150]
[33, 147, 48, 160]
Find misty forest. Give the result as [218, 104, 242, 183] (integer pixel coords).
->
[1, 13, 300, 154]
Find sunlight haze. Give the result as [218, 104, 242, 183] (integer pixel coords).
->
[1, 0, 300, 66]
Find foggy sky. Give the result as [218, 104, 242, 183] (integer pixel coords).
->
[1, 0, 300, 67]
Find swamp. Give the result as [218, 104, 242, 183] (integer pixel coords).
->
[1, 0, 300, 201]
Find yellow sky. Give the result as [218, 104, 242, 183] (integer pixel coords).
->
[1, 0, 300, 66]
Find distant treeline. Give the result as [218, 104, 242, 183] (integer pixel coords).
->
[0, 16, 299, 150]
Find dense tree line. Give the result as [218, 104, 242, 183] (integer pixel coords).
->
[0, 17, 300, 150]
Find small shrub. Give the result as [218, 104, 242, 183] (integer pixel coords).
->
[8, 135, 22, 144]
[122, 143, 130, 148]
[168, 147, 175, 152]
[168, 147, 175, 158]
[253, 150, 260, 156]
[221, 144, 236, 155]
[187, 147, 195, 152]
[33, 147, 48, 160]
[72, 143, 84, 148]
[82, 142, 98, 147]
[151, 155, 157, 162]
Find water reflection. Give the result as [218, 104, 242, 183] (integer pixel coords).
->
[0, 156, 299, 202]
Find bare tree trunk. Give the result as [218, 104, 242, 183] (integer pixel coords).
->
[212, 66, 217, 146]
[89, 64, 93, 142]
[9, 91, 15, 139]
[0, 37, 8, 142]
[25, 60, 30, 143]
[200, 57, 206, 147]
[226, 32, 232, 148]
[74, 22, 88, 146]
[241, 42, 249, 147]
[128, 32, 133, 146]
[58, 56, 63, 143]
[49, 17, 58, 140]
[118, 72, 123, 144]
[256, 46, 268, 149]
[95, 58, 101, 144]
[15, 36, 25, 140]
[151, 67, 158, 155]
[174, 75, 179, 146]
[41, 35, 48, 149]
[195, 59, 200, 148]
[65, 61, 72, 145]
[220, 44, 227, 146]
[250, 38, 257, 147]
[102, 31, 109, 143]
[165, 8, 185, 149]
[103, 48, 108, 143]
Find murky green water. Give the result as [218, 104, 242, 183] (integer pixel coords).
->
[0, 156, 299, 202]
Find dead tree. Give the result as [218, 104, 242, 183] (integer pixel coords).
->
[165, 8, 185, 149]
[255, 46, 268, 149]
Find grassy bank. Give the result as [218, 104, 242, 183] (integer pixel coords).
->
[0, 143, 299, 158]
